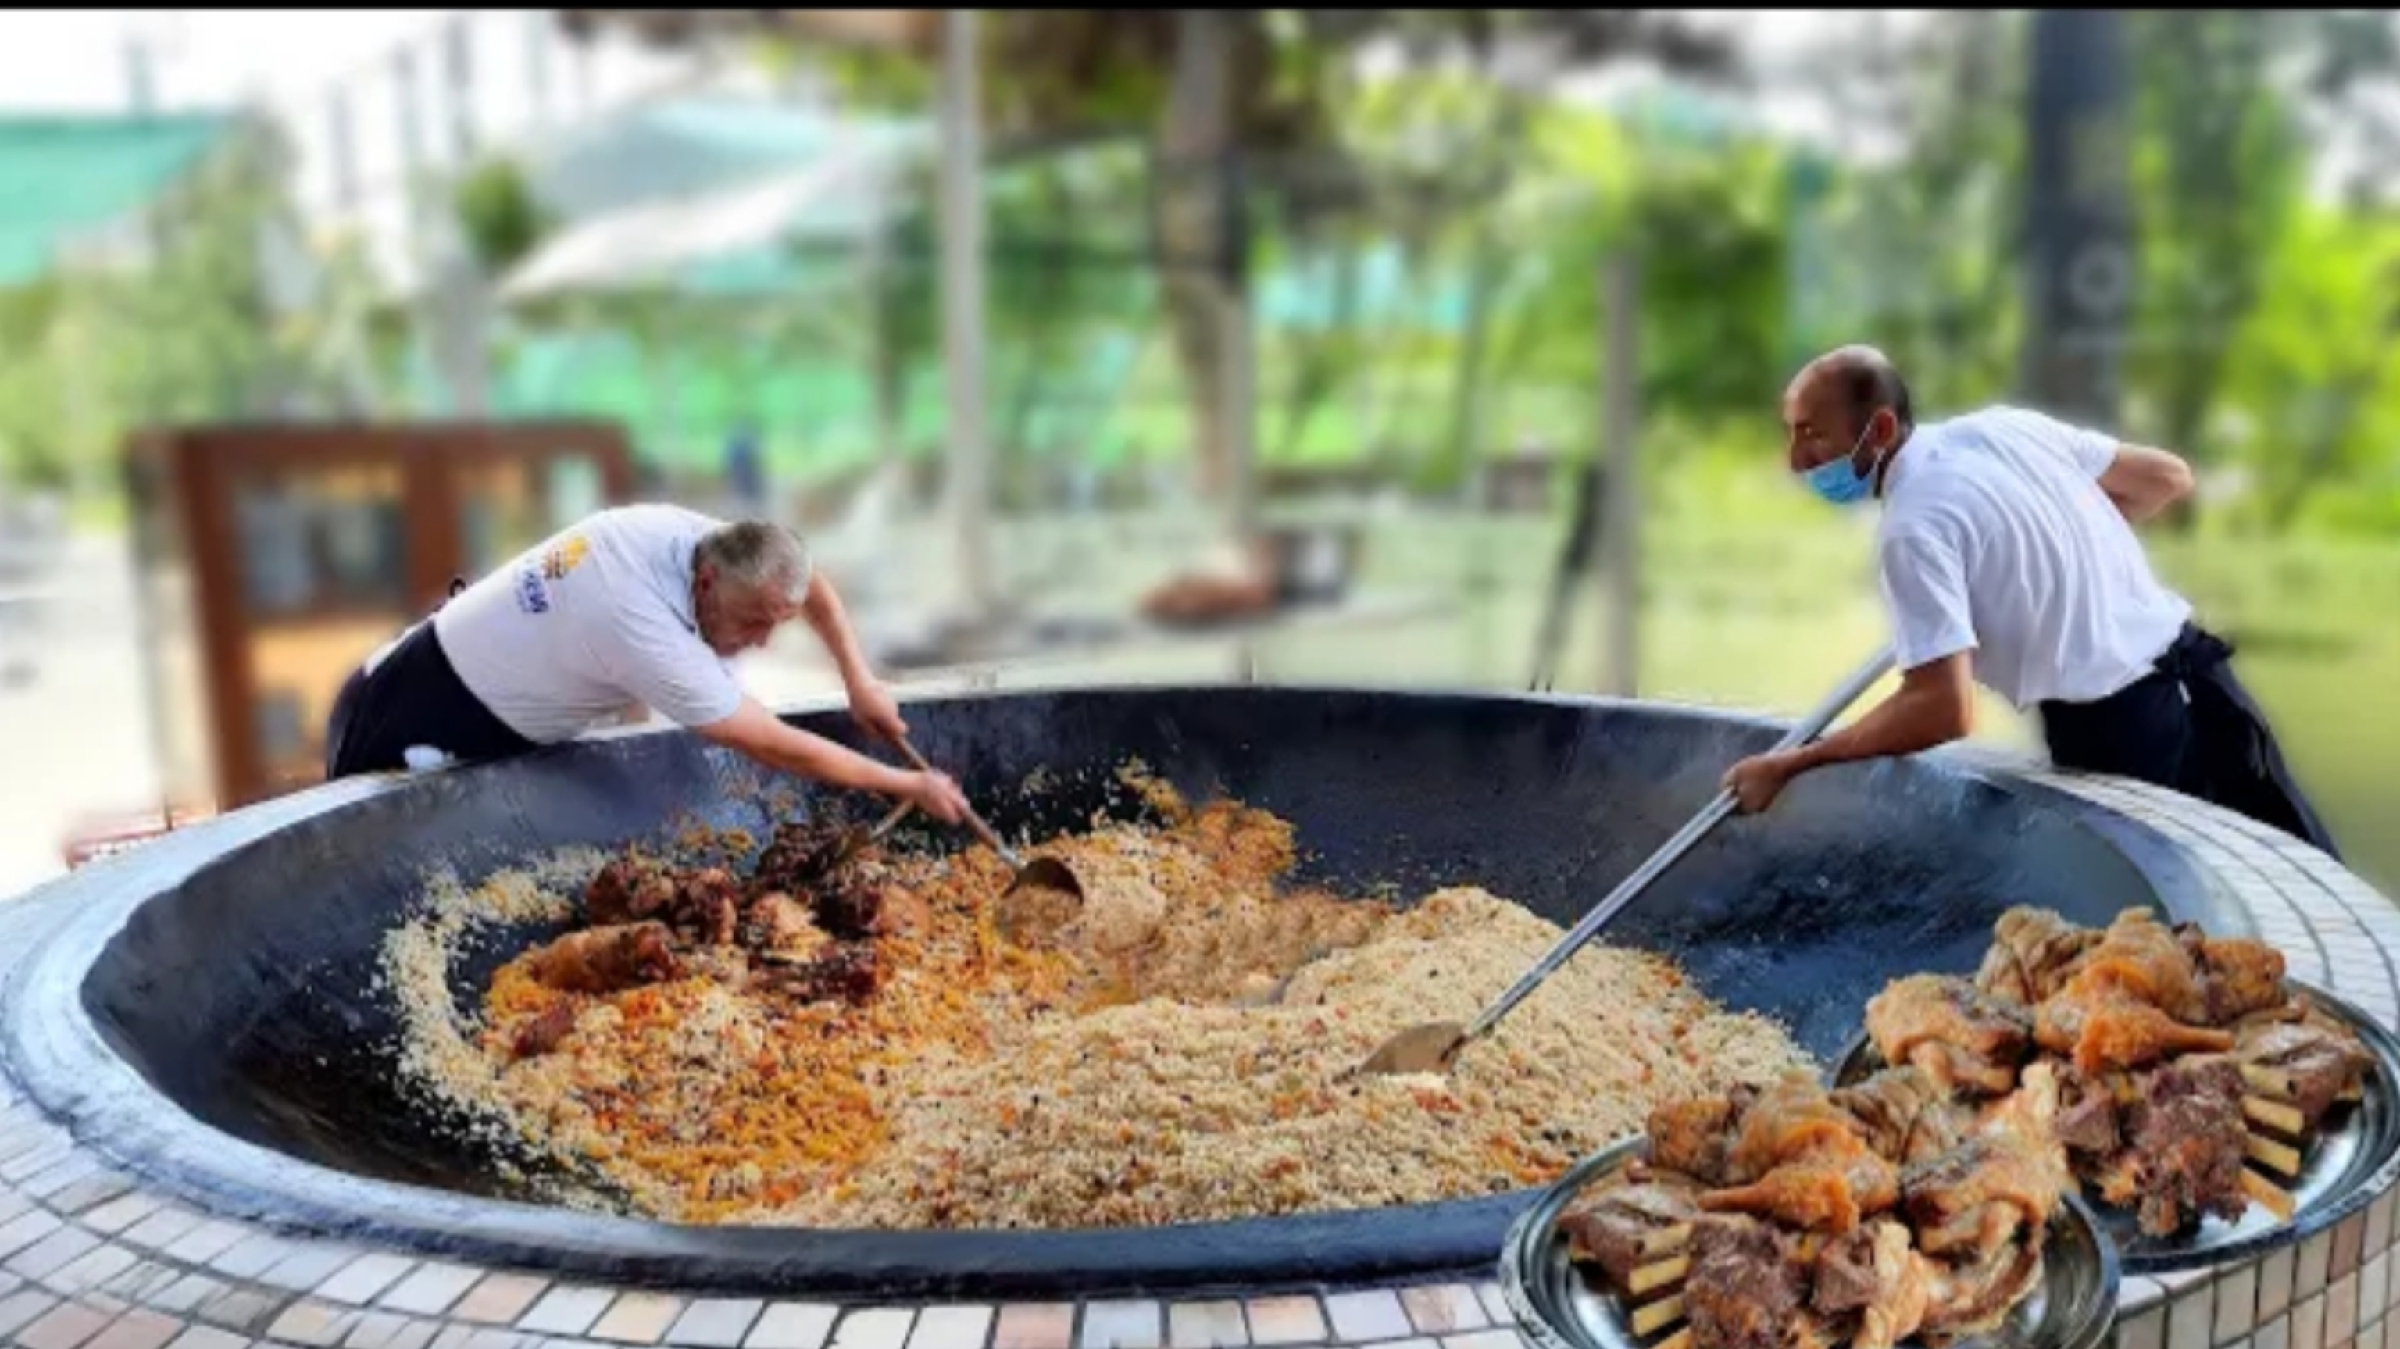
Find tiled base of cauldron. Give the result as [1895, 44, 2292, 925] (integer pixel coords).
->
[1, 762, 2396, 1349]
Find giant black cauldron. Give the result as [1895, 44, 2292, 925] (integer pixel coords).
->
[0, 686, 2242, 1298]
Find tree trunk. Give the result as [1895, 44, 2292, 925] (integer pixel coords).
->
[1153, 9, 1240, 504]
[1439, 221, 1507, 488]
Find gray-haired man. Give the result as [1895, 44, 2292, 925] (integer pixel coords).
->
[325, 504, 969, 824]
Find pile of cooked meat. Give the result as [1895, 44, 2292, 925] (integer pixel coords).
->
[1559, 1062, 2072, 1349]
[501, 821, 932, 1059]
[1555, 906, 2380, 1349]
[1868, 906, 2374, 1238]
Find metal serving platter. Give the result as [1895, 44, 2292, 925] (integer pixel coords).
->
[1501, 1135, 2121, 1349]
[1826, 978, 2400, 1275]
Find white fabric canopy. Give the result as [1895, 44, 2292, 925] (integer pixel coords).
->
[498, 130, 928, 302]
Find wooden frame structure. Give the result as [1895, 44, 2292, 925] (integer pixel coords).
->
[123, 421, 636, 813]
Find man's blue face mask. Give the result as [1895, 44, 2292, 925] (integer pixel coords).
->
[1800, 422, 1883, 507]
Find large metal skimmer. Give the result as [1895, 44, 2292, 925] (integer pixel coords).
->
[1354, 647, 1899, 1078]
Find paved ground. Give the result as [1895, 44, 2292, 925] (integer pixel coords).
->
[0, 534, 158, 900]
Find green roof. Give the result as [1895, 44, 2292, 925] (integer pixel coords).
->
[0, 113, 240, 285]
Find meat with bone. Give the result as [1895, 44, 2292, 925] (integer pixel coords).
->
[1901, 1064, 2069, 1260]
[1918, 1236, 2047, 1347]
[1976, 906, 2100, 1006]
[522, 921, 682, 994]
[1683, 1214, 1821, 1349]
[1832, 1065, 1970, 1167]
[1865, 975, 2033, 1096]
[1648, 1085, 1759, 1187]
[2237, 1018, 2374, 1130]
[2033, 910, 2234, 1075]
[2175, 924, 2290, 1026]
[1812, 1221, 1937, 1349]
[2122, 1055, 2251, 1237]
[1559, 1175, 1701, 1287]
[1700, 1072, 1900, 1234]
[2049, 1064, 2125, 1158]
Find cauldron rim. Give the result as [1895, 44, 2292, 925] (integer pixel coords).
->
[0, 682, 2231, 1297]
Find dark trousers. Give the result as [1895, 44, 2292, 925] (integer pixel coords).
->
[324, 620, 536, 781]
[2039, 624, 2340, 860]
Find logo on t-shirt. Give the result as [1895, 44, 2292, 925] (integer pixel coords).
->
[542, 535, 590, 581]
[515, 565, 550, 615]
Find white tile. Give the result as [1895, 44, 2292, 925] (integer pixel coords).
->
[2295, 1295, 2327, 1349]
[2305, 1235, 2337, 1300]
[2265, 1249, 2300, 1320]
[2172, 1292, 2217, 1349]
[2364, 1254, 2390, 1335]
[2122, 1308, 2167, 1349]
[2221, 1267, 2263, 1341]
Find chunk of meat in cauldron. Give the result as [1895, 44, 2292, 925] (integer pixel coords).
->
[1833, 1065, 1969, 1167]
[810, 872, 886, 942]
[2176, 923, 2290, 1026]
[1701, 1072, 1899, 1234]
[665, 867, 742, 947]
[742, 892, 828, 956]
[749, 821, 849, 898]
[510, 999, 583, 1059]
[1683, 1215, 1824, 1349]
[1975, 906, 2099, 1007]
[751, 942, 882, 1005]
[1648, 1084, 1759, 1187]
[2237, 1018, 2374, 1130]
[1866, 975, 2032, 1097]
[583, 855, 679, 927]
[1812, 1220, 1936, 1349]
[1559, 1176, 1700, 1287]
[523, 922, 682, 995]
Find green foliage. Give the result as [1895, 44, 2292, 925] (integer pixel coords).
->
[450, 156, 555, 277]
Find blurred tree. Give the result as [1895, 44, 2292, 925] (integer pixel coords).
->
[745, 9, 1734, 505]
[2123, 10, 2303, 479]
[2222, 209, 2400, 532]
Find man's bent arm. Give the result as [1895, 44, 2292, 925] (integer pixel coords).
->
[1787, 654, 1976, 773]
[2099, 444, 2196, 525]
[695, 697, 915, 797]
[800, 571, 878, 690]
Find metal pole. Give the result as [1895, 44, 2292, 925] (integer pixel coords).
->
[1220, 153, 1258, 544]
[445, 16, 478, 164]
[938, 8, 994, 615]
[1600, 253, 1641, 698]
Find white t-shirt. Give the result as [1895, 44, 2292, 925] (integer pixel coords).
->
[1875, 404, 2193, 710]
[434, 505, 748, 744]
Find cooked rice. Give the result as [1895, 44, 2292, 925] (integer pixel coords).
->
[383, 786, 1807, 1229]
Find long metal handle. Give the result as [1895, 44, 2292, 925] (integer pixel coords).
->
[1459, 647, 1898, 1045]
[891, 735, 1024, 867]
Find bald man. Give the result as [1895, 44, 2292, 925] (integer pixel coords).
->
[1722, 347, 2338, 858]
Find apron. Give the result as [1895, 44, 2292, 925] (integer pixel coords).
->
[2039, 624, 2340, 861]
